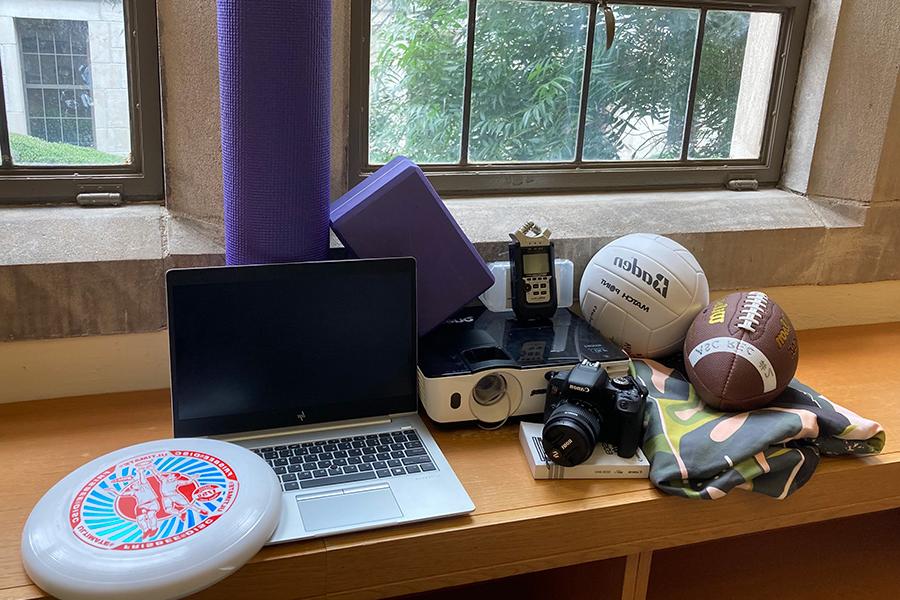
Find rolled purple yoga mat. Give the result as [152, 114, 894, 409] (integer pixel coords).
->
[217, 0, 331, 265]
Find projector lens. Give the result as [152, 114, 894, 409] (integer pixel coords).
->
[473, 374, 507, 406]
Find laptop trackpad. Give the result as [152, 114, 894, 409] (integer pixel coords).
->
[296, 484, 403, 532]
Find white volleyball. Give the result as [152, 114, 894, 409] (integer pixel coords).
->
[579, 233, 709, 358]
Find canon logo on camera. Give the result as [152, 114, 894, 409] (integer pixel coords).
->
[612, 256, 670, 299]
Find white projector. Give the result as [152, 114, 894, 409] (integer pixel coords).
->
[417, 308, 630, 424]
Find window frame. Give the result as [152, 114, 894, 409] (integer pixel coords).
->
[0, 0, 163, 204]
[349, 0, 810, 196]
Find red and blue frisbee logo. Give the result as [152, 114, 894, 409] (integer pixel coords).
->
[69, 450, 239, 551]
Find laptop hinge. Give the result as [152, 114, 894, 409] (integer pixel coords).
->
[213, 415, 395, 443]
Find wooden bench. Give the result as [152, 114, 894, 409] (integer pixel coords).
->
[2, 323, 898, 599]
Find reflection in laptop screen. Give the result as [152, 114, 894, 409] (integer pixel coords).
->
[167, 259, 416, 437]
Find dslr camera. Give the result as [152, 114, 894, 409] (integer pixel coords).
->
[542, 359, 648, 467]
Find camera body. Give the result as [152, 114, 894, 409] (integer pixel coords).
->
[542, 360, 647, 466]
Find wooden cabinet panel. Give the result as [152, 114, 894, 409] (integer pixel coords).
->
[647, 509, 900, 600]
[396, 557, 626, 600]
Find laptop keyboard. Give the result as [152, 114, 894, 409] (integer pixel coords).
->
[251, 429, 437, 491]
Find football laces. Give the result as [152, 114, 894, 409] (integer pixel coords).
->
[737, 291, 769, 332]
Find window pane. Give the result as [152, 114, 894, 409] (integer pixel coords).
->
[46, 119, 62, 143]
[56, 29, 71, 54]
[23, 53, 40, 84]
[57, 54, 74, 85]
[44, 90, 61, 117]
[40, 55, 57, 84]
[21, 31, 37, 53]
[4, 10, 132, 166]
[468, 0, 588, 163]
[26, 89, 44, 117]
[59, 89, 74, 118]
[70, 23, 88, 54]
[689, 10, 781, 159]
[78, 119, 95, 147]
[584, 6, 699, 161]
[76, 90, 93, 118]
[37, 29, 54, 54]
[62, 119, 78, 145]
[368, 0, 469, 165]
[28, 119, 46, 139]
[74, 55, 91, 83]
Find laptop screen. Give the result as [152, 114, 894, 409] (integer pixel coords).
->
[167, 258, 417, 437]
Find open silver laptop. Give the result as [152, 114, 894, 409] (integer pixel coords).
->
[166, 258, 474, 543]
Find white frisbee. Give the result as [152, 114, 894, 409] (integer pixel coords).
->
[22, 438, 281, 600]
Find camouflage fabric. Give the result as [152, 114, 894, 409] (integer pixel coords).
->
[633, 359, 885, 500]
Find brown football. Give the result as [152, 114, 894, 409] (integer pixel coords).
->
[683, 291, 799, 411]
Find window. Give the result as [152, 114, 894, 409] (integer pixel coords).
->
[0, 0, 162, 203]
[350, 0, 809, 195]
[19, 19, 96, 151]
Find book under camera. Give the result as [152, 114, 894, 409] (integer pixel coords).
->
[519, 421, 650, 480]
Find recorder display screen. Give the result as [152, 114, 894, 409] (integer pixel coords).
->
[523, 252, 550, 275]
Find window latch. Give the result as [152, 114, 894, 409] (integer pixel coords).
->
[726, 179, 759, 191]
[76, 192, 122, 207]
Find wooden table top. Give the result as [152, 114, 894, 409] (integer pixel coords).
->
[2, 323, 899, 600]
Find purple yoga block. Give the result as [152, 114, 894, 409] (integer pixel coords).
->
[331, 157, 494, 336]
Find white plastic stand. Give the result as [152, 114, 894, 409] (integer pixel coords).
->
[479, 259, 574, 312]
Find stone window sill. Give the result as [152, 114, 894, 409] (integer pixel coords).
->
[0, 204, 222, 267]
[0, 188, 869, 341]
[446, 188, 863, 246]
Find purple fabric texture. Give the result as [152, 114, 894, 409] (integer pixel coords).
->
[217, 0, 331, 265]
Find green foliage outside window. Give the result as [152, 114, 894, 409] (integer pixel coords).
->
[10, 133, 122, 165]
[368, 0, 754, 165]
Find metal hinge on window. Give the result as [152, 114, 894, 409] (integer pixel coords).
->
[726, 179, 759, 191]
[76, 192, 122, 207]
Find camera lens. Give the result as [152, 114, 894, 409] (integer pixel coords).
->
[473, 374, 507, 406]
[542, 403, 602, 467]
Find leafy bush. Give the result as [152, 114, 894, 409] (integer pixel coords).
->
[10, 133, 124, 165]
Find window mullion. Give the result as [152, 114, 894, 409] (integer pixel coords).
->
[680, 7, 707, 161]
[459, 0, 478, 166]
[574, 2, 598, 164]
